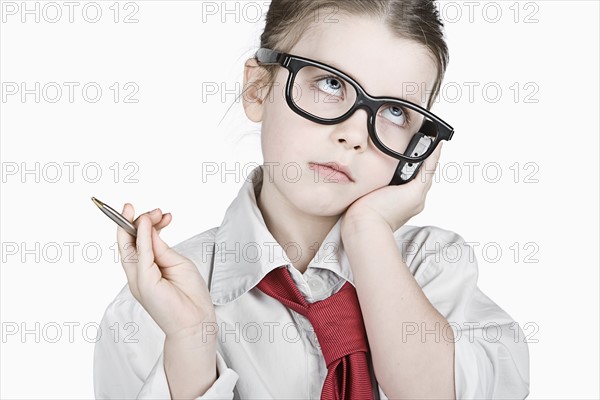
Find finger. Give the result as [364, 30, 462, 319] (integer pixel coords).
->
[132, 208, 165, 228]
[135, 215, 162, 289]
[117, 203, 138, 288]
[431, 142, 443, 163]
[154, 213, 172, 235]
[419, 143, 443, 187]
[427, 143, 444, 189]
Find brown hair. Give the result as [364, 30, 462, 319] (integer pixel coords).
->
[255, 0, 449, 109]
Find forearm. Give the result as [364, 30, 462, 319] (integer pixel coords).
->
[342, 218, 455, 399]
[164, 332, 217, 400]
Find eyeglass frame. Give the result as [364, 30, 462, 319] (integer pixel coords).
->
[254, 47, 454, 163]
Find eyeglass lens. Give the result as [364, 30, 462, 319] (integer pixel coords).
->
[291, 65, 438, 158]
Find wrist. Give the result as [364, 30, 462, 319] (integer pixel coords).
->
[165, 322, 218, 349]
[164, 330, 218, 400]
[341, 210, 392, 240]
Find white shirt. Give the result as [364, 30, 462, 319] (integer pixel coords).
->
[93, 165, 530, 399]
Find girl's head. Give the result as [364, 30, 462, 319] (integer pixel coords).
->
[242, 0, 449, 217]
[255, 0, 448, 110]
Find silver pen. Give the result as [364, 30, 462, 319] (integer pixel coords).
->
[91, 197, 137, 237]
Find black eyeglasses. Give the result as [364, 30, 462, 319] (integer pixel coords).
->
[255, 48, 454, 164]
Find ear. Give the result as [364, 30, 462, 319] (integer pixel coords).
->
[242, 58, 270, 123]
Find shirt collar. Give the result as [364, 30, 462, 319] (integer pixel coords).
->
[210, 164, 355, 305]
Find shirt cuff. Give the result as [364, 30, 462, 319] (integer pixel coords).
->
[137, 351, 239, 399]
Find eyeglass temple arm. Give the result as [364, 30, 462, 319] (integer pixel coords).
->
[421, 119, 454, 142]
[256, 48, 286, 64]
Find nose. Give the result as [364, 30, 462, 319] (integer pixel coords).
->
[331, 108, 370, 152]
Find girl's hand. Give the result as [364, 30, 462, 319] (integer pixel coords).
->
[116, 204, 216, 340]
[342, 143, 443, 234]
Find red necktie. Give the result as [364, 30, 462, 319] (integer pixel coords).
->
[256, 266, 375, 400]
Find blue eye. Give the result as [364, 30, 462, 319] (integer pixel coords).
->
[316, 76, 344, 97]
[380, 105, 409, 127]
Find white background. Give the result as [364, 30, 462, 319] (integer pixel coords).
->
[1, 1, 598, 398]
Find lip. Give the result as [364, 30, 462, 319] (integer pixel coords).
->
[308, 162, 355, 182]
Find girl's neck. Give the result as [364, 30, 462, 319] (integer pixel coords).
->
[256, 178, 341, 274]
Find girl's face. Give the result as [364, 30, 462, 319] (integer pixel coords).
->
[244, 13, 438, 217]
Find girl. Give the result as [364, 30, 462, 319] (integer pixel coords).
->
[94, 0, 530, 399]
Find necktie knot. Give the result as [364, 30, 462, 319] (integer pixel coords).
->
[304, 284, 370, 366]
[256, 266, 375, 400]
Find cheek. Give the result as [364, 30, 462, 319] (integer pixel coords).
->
[363, 156, 399, 192]
[382, 154, 401, 179]
[357, 145, 402, 190]
[260, 107, 299, 163]
[260, 82, 290, 159]
[260, 85, 316, 162]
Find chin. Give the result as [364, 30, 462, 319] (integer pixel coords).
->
[286, 183, 352, 216]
